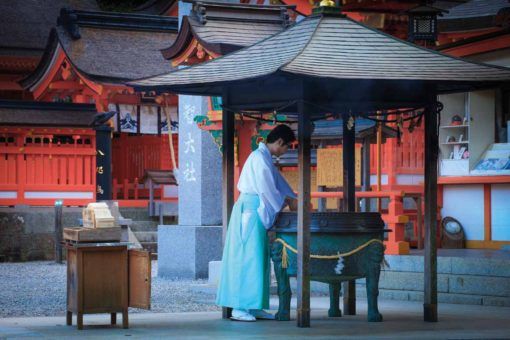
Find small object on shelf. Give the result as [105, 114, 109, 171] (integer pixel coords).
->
[463, 116, 468, 125]
[451, 115, 463, 126]
[462, 150, 469, 159]
[459, 134, 463, 142]
[452, 145, 466, 160]
[446, 135, 455, 143]
[449, 151, 454, 159]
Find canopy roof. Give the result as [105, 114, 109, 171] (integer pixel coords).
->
[131, 10, 510, 102]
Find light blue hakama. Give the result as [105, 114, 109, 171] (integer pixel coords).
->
[216, 193, 270, 310]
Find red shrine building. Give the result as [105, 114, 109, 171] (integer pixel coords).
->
[0, 0, 509, 252]
[1, 3, 180, 206]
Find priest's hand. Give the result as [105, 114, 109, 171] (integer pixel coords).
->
[286, 198, 298, 211]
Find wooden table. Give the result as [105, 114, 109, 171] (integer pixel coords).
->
[65, 242, 151, 330]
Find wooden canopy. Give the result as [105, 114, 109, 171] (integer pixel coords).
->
[132, 10, 510, 100]
[130, 7, 510, 328]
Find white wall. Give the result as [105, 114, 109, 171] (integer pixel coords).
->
[442, 185, 484, 240]
[491, 184, 510, 241]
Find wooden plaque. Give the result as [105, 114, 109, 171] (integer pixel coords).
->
[316, 148, 362, 187]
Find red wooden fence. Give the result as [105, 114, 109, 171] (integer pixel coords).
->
[0, 127, 96, 206]
[111, 133, 178, 199]
[112, 133, 177, 182]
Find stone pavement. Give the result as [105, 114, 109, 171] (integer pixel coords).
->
[1, 297, 509, 339]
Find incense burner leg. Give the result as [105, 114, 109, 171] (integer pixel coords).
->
[77, 312, 83, 330]
[271, 241, 291, 321]
[328, 283, 342, 317]
[122, 308, 129, 329]
[66, 311, 72, 326]
[365, 243, 384, 322]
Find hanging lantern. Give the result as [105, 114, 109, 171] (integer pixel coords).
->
[407, 3, 446, 43]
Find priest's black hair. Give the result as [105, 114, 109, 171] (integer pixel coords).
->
[266, 124, 296, 145]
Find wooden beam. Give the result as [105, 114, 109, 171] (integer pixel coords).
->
[297, 98, 311, 328]
[48, 80, 84, 91]
[221, 88, 235, 320]
[342, 114, 356, 315]
[424, 95, 438, 322]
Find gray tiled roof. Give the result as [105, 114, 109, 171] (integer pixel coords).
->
[440, 0, 509, 19]
[22, 10, 178, 87]
[161, 1, 293, 59]
[190, 16, 286, 47]
[131, 13, 510, 91]
[0, 0, 99, 57]
[57, 26, 176, 82]
[0, 100, 96, 127]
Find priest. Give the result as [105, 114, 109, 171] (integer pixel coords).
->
[216, 124, 298, 322]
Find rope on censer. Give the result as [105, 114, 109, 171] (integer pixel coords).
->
[274, 238, 385, 275]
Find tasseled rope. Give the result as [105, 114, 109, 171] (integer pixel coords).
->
[275, 238, 384, 270]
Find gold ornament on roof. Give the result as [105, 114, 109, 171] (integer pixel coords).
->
[319, 0, 336, 7]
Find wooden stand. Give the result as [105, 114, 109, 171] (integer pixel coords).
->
[65, 242, 151, 330]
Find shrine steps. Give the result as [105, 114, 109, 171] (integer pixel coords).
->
[355, 249, 510, 307]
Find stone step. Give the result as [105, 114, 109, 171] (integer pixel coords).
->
[130, 221, 159, 232]
[384, 253, 510, 277]
[133, 231, 157, 243]
[355, 286, 510, 307]
[118, 208, 152, 221]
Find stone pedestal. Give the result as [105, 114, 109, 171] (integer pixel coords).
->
[157, 94, 223, 279]
[158, 225, 223, 279]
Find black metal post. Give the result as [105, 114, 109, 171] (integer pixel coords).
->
[94, 125, 112, 200]
[342, 114, 356, 315]
[221, 89, 235, 320]
[297, 99, 312, 328]
[54, 200, 63, 264]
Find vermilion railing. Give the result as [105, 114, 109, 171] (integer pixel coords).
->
[112, 133, 178, 197]
[370, 125, 425, 178]
[0, 127, 96, 206]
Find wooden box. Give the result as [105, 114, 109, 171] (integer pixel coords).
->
[66, 243, 151, 330]
[64, 227, 121, 243]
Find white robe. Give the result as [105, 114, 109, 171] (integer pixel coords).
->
[237, 142, 297, 230]
[216, 142, 296, 310]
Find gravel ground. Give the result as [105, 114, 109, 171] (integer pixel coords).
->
[0, 261, 220, 318]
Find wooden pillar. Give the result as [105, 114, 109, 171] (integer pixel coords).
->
[297, 99, 311, 328]
[221, 89, 235, 319]
[342, 115, 356, 315]
[424, 97, 438, 322]
[361, 137, 371, 212]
